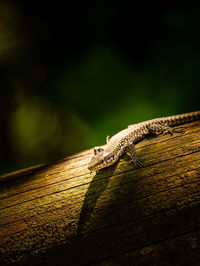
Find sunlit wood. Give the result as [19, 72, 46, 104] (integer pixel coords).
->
[0, 121, 200, 265]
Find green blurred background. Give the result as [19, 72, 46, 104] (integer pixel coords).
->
[0, 1, 199, 174]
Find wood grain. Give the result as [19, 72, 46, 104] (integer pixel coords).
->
[0, 121, 200, 265]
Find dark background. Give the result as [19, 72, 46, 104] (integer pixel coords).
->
[0, 1, 199, 174]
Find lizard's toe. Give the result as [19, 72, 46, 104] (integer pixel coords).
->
[129, 157, 144, 168]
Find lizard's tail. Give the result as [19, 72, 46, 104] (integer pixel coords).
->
[165, 111, 200, 126]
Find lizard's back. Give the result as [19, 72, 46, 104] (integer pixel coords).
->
[107, 111, 200, 149]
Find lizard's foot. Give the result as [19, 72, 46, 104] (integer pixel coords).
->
[163, 128, 185, 136]
[172, 128, 185, 134]
[163, 129, 173, 136]
[125, 144, 144, 168]
[129, 157, 144, 168]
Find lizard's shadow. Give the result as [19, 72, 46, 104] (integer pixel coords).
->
[77, 164, 117, 235]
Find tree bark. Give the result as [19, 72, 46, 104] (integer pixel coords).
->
[0, 121, 200, 265]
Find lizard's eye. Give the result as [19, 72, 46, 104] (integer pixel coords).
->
[94, 147, 104, 155]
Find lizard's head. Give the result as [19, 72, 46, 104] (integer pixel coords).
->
[88, 146, 116, 171]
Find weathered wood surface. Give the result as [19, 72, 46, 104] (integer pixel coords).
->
[0, 121, 200, 265]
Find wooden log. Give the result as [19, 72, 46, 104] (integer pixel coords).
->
[0, 121, 200, 265]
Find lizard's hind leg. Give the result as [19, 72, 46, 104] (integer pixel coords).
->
[148, 122, 184, 136]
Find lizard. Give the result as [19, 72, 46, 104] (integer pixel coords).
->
[88, 111, 200, 171]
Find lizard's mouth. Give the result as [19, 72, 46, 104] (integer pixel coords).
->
[88, 154, 116, 171]
[88, 154, 107, 171]
[88, 160, 104, 171]
[88, 164, 96, 171]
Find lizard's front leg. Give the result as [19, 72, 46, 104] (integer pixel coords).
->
[125, 144, 144, 168]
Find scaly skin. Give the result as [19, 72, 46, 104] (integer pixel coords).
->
[88, 111, 200, 171]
